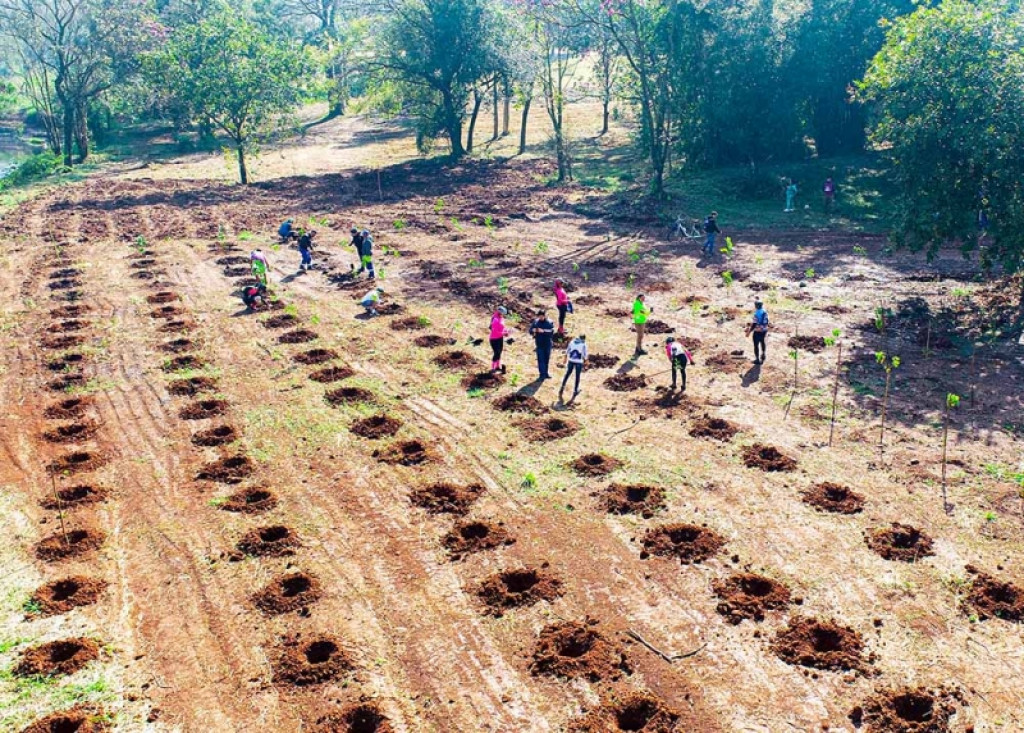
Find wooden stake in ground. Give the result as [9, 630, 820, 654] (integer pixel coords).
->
[51, 474, 69, 546]
[829, 341, 843, 447]
[941, 393, 960, 515]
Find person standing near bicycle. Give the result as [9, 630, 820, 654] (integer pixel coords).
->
[702, 212, 721, 257]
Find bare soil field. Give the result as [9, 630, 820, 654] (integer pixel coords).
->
[0, 114, 1022, 731]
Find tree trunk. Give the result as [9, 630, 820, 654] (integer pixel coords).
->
[236, 144, 248, 184]
[601, 98, 610, 135]
[61, 104, 74, 168]
[466, 88, 483, 154]
[502, 81, 511, 136]
[519, 95, 532, 155]
[75, 102, 89, 163]
[492, 82, 499, 141]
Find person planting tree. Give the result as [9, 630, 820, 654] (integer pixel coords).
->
[559, 334, 588, 403]
[358, 229, 376, 280]
[665, 336, 694, 391]
[489, 306, 510, 374]
[632, 293, 652, 357]
[349, 227, 364, 273]
[278, 219, 297, 242]
[746, 300, 771, 363]
[360, 287, 384, 317]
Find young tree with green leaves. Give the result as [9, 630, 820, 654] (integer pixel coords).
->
[144, 12, 312, 184]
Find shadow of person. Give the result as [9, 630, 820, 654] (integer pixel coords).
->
[741, 363, 762, 388]
[280, 272, 301, 284]
[517, 378, 545, 397]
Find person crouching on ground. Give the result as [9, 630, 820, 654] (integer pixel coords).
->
[559, 334, 587, 403]
[665, 336, 694, 391]
[361, 287, 384, 316]
[529, 309, 555, 380]
[242, 282, 267, 311]
[489, 306, 510, 374]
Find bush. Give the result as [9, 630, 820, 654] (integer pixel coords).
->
[0, 151, 63, 189]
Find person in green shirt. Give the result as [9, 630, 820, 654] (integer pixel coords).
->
[632, 294, 651, 357]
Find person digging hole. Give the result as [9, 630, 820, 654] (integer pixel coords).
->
[665, 336, 694, 391]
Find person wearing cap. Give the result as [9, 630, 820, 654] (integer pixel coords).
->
[359, 228, 375, 279]
[745, 300, 770, 363]
[489, 306, 510, 373]
[360, 286, 384, 316]
[278, 219, 295, 242]
[553, 279, 571, 334]
[528, 308, 555, 379]
[350, 227, 365, 273]
[632, 293, 651, 357]
[297, 229, 316, 271]
[665, 336, 694, 391]
[558, 334, 588, 402]
[702, 211, 721, 256]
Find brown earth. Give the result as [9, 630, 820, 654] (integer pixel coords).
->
[13, 637, 101, 678]
[167, 376, 217, 395]
[442, 520, 515, 559]
[47, 450, 107, 475]
[157, 318, 193, 333]
[568, 691, 684, 733]
[252, 572, 323, 615]
[374, 439, 434, 466]
[40, 484, 108, 509]
[47, 319, 88, 333]
[802, 482, 865, 514]
[42, 420, 99, 443]
[278, 328, 319, 344]
[518, 415, 580, 442]
[179, 399, 228, 420]
[220, 487, 278, 514]
[849, 686, 963, 733]
[572, 453, 623, 476]
[45, 353, 85, 371]
[272, 634, 353, 686]
[238, 525, 301, 557]
[325, 386, 375, 406]
[712, 573, 792, 624]
[604, 373, 648, 392]
[772, 617, 871, 673]
[640, 524, 726, 564]
[476, 566, 563, 616]
[146, 291, 180, 304]
[162, 353, 206, 372]
[308, 365, 355, 383]
[28, 577, 109, 617]
[21, 705, 110, 733]
[788, 335, 828, 353]
[42, 397, 92, 419]
[197, 454, 255, 484]
[742, 444, 797, 472]
[42, 334, 84, 350]
[49, 304, 90, 318]
[964, 567, 1023, 622]
[493, 392, 547, 415]
[191, 425, 240, 447]
[688, 415, 739, 441]
[389, 316, 429, 331]
[410, 482, 484, 515]
[586, 353, 620, 370]
[413, 334, 452, 348]
[598, 484, 666, 518]
[432, 350, 479, 370]
[160, 338, 196, 353]
[293, 348, 338, 364]
[461, 370, 505, 390]
[529, 619, 630, 682]
[309, 702, 394, 733]
[34, 528, 106, 562]
[350, 414, 402, 439]
[47, 373, 86, 391]
[865, 523, 936, 562]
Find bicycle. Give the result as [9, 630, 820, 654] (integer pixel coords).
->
[669, 216, 703, 240]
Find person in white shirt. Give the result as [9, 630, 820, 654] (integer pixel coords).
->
[559, 334, 588, 403]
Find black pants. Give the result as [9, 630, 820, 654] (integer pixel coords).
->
[490, 338, 504, 363]
[557, 304, 568, 329]
[671, 356, 687, 390]
[560, 361, 582, 394]
[536, 345, 552, 378]
[753, 331, 767, 361]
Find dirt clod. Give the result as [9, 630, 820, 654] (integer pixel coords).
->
[865, 523, 935, 562]
[48, 319, 88, 333]
[293, 348, 338, 365]
[772, 617, 869, 672]
[160, 338, 195, 353]
[167, 376, 217, 396]
[604, 373, 648, 392]
[788, 335, 827, 353]
[309, 365, 355, 383]
[310, 702, 393, 733]
[45, 353, 86, 371]
[850, 686, 962, 733]
[163, 355, 205, 372]
[569, 692, 682, 733]
[21, 704, 110, 732]
[712, 573, 792, 624]
[180, 399, 228, 420]
[374, 440, 434, 466]
[964, 567, 1024, 622]
[389, 316, 429, 331]
[640, 524, 726, 564]
[350, 414, 402, 439]
[47, 451, 107, 475]
[263, 314, 299, 329]
[325, 386, 375, 406]
[643, 320, 673, 334]
[492, 392, 547, 415]
[150, 305, 184, 319]
[519, 416, 580, 442]
[42, 421, 99, 444]
[238, 525, 300, 557]
[413, 334, 451, 348]
[279, 329, 319, 344]
[442, 520, 514, 559]
[157, 319, 192, 333]
[146, 291, 180, 304]
[689, 415, 739, 441]
[28, 577, 108, 617]
[802, 483, 865, 514]
[432, 350, 479, 370]
[462, 371, 505, 390]
[49, 305, 90, 319]
[44, 397, 92, 420]
[43, 335, 85, 350]
[253, 572, 323, 615]
[410, 482, 484, 514]
[272, 634, 353, 686]
[13, 638, 100, 678]
[40, 484, 108, 509]
[585, 353, 620, 370]
[530, 619, 630, 681]
[572, 453, 622, 477]
[477, 566, 563, 616]
[599, 484, 666, 518]
[191, 425, 239, 447]
[197, 454, 254, 484]
[47, 374, 87, 392]
[221, 487, 278, 514]
[742, 444, 797, 472]
[34, 528, 106, 561]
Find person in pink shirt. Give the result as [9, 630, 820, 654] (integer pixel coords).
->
[553, 279, 571, 334]
[489, 306, 510, 373]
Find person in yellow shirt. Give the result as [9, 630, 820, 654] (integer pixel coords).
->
[632, 293, 651, 357]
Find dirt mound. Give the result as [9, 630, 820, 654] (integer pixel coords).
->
[279, 329, 319, 344]
[49, 278, 82, 291]
[130, 258, 156, 268]
[263, 314, 299, 329]
[48, 319, 88, 333]
[865, 523, 935, 562]
[253, 572, 323, 615]
[643, 320, 673, 334]
[410, 482, 484, 514]
[179, 399, 228, 420]
[604, 373, 648, 392]
[787, 335, 827, 354]
[132, 270, 158, 280]
[310, 702, 393, 733]
[742, 444, 797, 472]
[802, 483, 865, 514]
[221, 487, 278, 514]
[160, 338, 195, 353]
[325, 386, 375, 406]
[376, 302, 405, 315]
[772, 617, 870, 672]
[689, 415, 739, 441]
[49, 268, 83, 279]
[477, 566, 563, 616]
[167, 376, 217, 396]
[40, 484, 108, 509]
[34, 528, 106, 561]
[293, 348, 338, 365]
[150, 305, 184, 319]
[462, 371, 505, 390]
[413, 334, 452, 348]
[309, 365, 355, 383]
[586, 353, 620, 370]
[640, 524, 726, 564]
[44, 397, 92, 419]
[433, 350, 479, 370]
[157, 319, 192, 333]
[13, 638, 100, 678]
[492, 392, 547, 415]
[191, 425, 239, 447]
[47, 450, 107, 475]
[849, 686, 963, 733]
[442, 520, 514, 559]
[599, 484, 666, 518]
[572, 453, 622, 476]
[238, 525, 300, 557]
[605, 308, 630, 318]
[47, 373, 86, 392]
[704, 352, 747, 374]
[216, 255, 249, 266]
[21, 705, 110, 732]
[390, 316, 429, 331]
[163, 355, 205, 372]
[146, 291, 180, 304]
[45, 353, 86, 371]
[569, 691, 682, 733]
[530, 619, 630, 681]
[49, 305, 90, 318]
[712, 573, 792, 624]
[42, 421, 99, 443]
[374, 440, 434, 465]
[197, 454, 254, 483]
[272, 634, 353, 686]
[351, 414, 402, 439]
[43, 335, 85, 350]
[28, 577, 108, 617]
[224, 266, 249, 277]
[964, 567, 1023, 622]
[519, 416, 580, 442]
